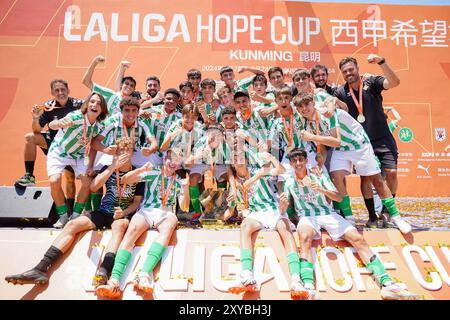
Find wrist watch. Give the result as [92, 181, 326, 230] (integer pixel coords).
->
[377, 57, 386, 65]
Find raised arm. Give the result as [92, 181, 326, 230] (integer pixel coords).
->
[114, 60, 131, 92]
[82, 55, 105, 90]
[367, 54, 400, 89]
[121, 162, 153, 185]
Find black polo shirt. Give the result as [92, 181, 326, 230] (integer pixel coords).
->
[334, 76, 392, 142]
[39, 97, 84, 141]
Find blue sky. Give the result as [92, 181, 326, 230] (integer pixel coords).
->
[285, 0, 450, 6]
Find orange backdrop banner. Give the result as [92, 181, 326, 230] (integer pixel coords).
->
[0, 229, 449, 300]
[0, 0, 449, 196]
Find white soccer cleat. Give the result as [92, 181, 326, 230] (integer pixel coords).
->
[228, 270, 258, 294]
[381, 282, 420, 300]
[391, 216, 412, 234]
[53, 213, 69, 229]
[290, 274, 309, 299]
[133, 272, 154, 295]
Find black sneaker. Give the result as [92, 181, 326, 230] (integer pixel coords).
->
[93, 269, 108, 287]
[5, 268, 48, 285]
[14, 174, 36, 188]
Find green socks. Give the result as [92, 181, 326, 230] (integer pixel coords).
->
[366, 255, 392, 286]
[73, 202, 85, 215]
[56, 203, 68, 216]
[111, 249, 132, 281]
[241, 248, 253, 272]
[300, 259, 314, 285]
[287, 252, 300, 276]
[217, 182, 227, 189]
[92, 192, 103, 211]
[142, 242, 166, 274]
[381, 197, 399, 218]
[189, 185, 202, 213]
[338, 195, 353, 217]
[85, 194, 92, 211]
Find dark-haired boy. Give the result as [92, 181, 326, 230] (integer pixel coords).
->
[281, 147, 419, 300]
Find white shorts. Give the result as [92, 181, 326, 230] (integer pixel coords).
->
[136, 207, 176, 229]
[47, 151, 87, 178]
[246, 209, 289, 230]
[93, 152, 111, 171]
[189, 164, 228, 182]
[329, 144, 380, 176]
[132, 150, 151, 168]
[296, 213, 356, 241]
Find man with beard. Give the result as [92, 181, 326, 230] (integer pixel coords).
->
[311, 64, 337, 95]
[334, 54, 401, 228]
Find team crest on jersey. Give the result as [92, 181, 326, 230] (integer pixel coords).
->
[435, 128, 446, 142]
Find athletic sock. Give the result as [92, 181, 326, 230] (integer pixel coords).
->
[56, 203, 68, 216]
[299, 259, 314, 285]
[189, 185, 202, 213]
[217, 182, 227, 189]
[73, 202, 85, 215]
[338, 195, 353, 217]
[67, 198, 75, 211]
[84, 194, 92, 211]
[111, 249, 132, 281]
[99, 252, 116, 275]
[241, 248, 253, 272]
[381, 197, 399, 218]
[366, 255, 392, 286]
[34, 245, 63, 273]
[287, 252, 300, 276]
[25, 161, 35, 176]
[364, 198, 377, 221]
[92, 192, 103, 211]
[142, 242, 166, 274]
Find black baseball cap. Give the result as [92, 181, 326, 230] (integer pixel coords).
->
[234, 89, 250, 100]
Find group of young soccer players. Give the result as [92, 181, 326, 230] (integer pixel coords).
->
[5, 54, 419, 300]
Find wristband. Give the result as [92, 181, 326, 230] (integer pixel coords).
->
[377, 57, 386, 65]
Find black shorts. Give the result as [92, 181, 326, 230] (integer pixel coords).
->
[371, 136, 398, 170]
[90, 211, 133, 230]
[39, 132, 53, 155]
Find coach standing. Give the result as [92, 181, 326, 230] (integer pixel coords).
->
[334, 54, 400, 226]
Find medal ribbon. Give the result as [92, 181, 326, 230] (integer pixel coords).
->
[280, 111, 293, 147]
[115, 170, 126, 206]
[349, 80, 363, 118]
[83, 114, 95, 160]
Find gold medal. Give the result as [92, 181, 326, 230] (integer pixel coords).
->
[302, 176, 312, 187]
[357, 114, 365, 123]
[84, 157, 89, 166]
[286, 145, 294, 154]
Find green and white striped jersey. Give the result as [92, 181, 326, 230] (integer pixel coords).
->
[333, 109, 370, 151]
[232, 76, 253, 93]
[268, 109, 307, 152]
[237, 107, 272, 142]
[49, 110, 102, 159]
[167, 119, 205, 156]
[284, 168, 337, 217]
[92, 83, 123, 116]
[205, 103, 224, 123]
[145, 106, 181, 150]
[192, 135, 231, 166]
[299, 106, 338, 153]
[235, 166, 278, 212]
[140, 168, 182, 210]
[101, 113, 154, 151]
